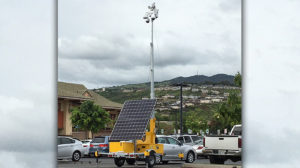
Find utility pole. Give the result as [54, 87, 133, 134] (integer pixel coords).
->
[172, 82, 188, 135]
[180, 83, 183, 135]
[143, 2, 159, 99]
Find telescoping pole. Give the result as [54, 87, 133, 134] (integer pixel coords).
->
[150, 19, 155, 100]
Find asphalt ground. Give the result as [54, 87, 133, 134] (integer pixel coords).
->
[57, 157, 242, 168]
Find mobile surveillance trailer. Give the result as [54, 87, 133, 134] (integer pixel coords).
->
[107, 99, 164, 168]
[105, 3, 163, 167]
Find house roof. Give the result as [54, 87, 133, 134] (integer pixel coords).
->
[58, 81, 122, 109]
[58, 82, 90, 100]
[88, 90, 123, 109]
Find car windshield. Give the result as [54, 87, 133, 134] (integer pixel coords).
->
[157, 137, 168, 144]
[167, 137, 180, 145]
[92, 137, 105, 143]
[231, 126, 242, 135]
[191, 136, 202, 144]
[194, 139, 203, 145]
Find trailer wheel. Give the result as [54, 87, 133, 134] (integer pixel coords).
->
[146, 151, 156, 168]
[126, 158, 136, 165]
[155, 155, 161, 164]
[114, 158, 125, 167]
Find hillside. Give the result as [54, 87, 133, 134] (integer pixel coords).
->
[93, 74, 235, 103]
[99, 74, 235, 91]
[168, 74, 234, 85]
[93, 73, 239, 134]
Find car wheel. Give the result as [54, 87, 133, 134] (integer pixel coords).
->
[72, 151, 81, 161]
[185, 151, 195, 163]
[114, 158, 125, 167]
[146, 152, 156, 168]
[126, 158, 136, 165]
[155, 155, 161, 164]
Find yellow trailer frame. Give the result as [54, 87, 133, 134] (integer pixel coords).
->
[107, 118, 164, 167]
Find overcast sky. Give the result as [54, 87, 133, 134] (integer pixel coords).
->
[58, 0, 241, 89]
[0, 0, 55, 168]
[244, 0, 300, 167]
[1, 0, 300, 168]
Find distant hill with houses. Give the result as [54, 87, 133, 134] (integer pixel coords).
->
[165, 74, 234, 85]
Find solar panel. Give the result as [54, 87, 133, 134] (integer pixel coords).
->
[110, 99, 156, 141]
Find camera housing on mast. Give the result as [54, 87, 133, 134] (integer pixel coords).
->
[143, 2, 159, 23]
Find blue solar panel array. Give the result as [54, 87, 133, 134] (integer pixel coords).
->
[110, 99, 156, 141]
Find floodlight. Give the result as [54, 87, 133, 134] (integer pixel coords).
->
[143, 2, 158, 23]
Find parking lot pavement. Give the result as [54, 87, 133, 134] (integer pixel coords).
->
[58, 157, 242, 168]
[183, 163, 242, 168]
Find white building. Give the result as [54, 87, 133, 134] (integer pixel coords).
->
[212, 98, 222, 103]
[200, 99, 211, 104]
[191, 88, 199, 92]
[201, 89, 209, 94]
[162, 94, 175, 99]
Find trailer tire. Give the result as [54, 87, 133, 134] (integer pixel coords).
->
[155, 155, 161, 164]
[114, 158, 125, 167]
[146, 151, 156, 168]
[126, 158, 136, 165]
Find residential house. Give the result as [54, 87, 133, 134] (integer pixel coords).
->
[162, 94, 175, 99]
[200, 99, 211, 104]
[58, 81, 122, 140]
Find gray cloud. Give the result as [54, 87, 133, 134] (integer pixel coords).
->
[244, 0, 300, 167]
[0, 1, 56, 167]
[219, 0, 241, 12]
[58, 0, 241, 88]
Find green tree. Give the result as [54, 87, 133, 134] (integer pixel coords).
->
[211, 72, 242, 133]
[234, 72, 242, 87]
[185, 111, 208, 134]
[70, 100, 111, 138]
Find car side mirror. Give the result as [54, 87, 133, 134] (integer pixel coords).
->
[179, 142, 183, 146]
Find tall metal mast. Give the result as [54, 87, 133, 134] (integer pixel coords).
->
[143, 2, 159, 99]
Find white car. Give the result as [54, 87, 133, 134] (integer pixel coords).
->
[192, 143, 205, 158]
[156, 135, 197, 164]
[57, 136, 85, 161]
[173, 134, 205, 158]
[81, 139, 92, 156]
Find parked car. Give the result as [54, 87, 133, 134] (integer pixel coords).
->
[173, 134, 203, 146]
[191, 140, 206, 158]
[89, 136, 110, 157]
[81, 139, 92, 156]
[57, 136, 85, 161]
[156, 135, 197, 164]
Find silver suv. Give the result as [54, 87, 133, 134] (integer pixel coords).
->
[173, 134, 203, 145]
[156, 135, 197, 164]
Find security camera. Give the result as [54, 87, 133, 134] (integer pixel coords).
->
[154, 9, 159, 18]
[143, 12, 149, 19]
[146, 18, 150, 23]
[151, 14, 156, 20]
